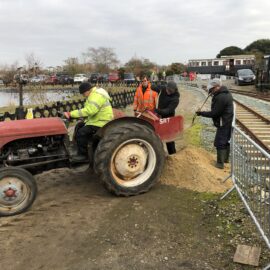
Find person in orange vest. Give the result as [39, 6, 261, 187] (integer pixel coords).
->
[133, 77, 158, 112]
[189, 71, 196, 81]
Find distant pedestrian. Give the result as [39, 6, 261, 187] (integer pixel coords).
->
[196, 79, 234, 169]
[189, 72, 196, 81]
[154, 81, 180, 155]
[162, 71, 166, 80]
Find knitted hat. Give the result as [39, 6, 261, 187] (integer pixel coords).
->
[79, 82, 92, 94]
[166, 81, 178, 93]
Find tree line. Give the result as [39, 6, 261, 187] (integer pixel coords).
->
[0, 38, 269, 84]
[0, 48, 186, 84]
[216, 39, 270, 67]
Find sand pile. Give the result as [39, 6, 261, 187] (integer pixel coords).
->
[161, 146, 232, 193]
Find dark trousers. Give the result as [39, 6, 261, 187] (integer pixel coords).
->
[166, 141, 176, 155]
[214, 126, 232, 150]
[76, 124, 100, 156]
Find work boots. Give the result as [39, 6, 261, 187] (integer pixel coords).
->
[216, 149, 227, 169]
[224, 145, 230, 163]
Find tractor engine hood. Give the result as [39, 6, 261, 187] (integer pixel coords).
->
[0, 118, 67, 149]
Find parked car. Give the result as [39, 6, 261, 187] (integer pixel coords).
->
[13, 74, 29, 84]
[58, 74, 74, 85]
[74, 74, 88, 84]
[30, 75, 46, 84]
[124, 73, 136, 85]
[2, 78, 12, 86]
[235, 69, 256, 86]
[89, 73, 102, 83]
[108, 72, 120, 83]
[21, 74, 29, 83]
[45, 75, 59, 85]
[101, 73, 109, 83]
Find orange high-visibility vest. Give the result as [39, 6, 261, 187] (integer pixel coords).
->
[133, 83, 158, 112]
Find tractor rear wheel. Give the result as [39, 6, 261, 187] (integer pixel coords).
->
[0, 167, 37, 216]
[94, 124, 165, 196]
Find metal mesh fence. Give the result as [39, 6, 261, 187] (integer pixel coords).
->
[232, 126, 270, 249]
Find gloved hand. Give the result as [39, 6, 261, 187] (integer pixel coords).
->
[64, 112, 71, 119]
[196, 111, 202, 116]
[154, 108, 160, 115]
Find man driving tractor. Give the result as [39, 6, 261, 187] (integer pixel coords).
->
[64, 82, 113, 162]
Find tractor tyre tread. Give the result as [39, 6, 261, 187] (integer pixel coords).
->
[0, 167, 37, 217]
[94, 124, 164, 196]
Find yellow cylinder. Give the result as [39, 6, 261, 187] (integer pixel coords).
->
[26, 108, 34, 119]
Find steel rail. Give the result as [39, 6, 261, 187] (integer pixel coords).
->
[229, 88, 270, 102]
[234, 99, 270, 124]
[234, 99, 270, 153]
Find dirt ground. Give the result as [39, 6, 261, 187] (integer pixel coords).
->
[1, 84, 270, 270]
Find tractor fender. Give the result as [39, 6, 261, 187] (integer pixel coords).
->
[95, 117, 154, 139]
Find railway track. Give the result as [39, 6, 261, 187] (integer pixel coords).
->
[230, 88, 270, 102]
[235, 99, 270, 153]
[199, 81, 270, 102]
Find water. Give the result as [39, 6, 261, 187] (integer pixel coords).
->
[0, 88, 78, 108]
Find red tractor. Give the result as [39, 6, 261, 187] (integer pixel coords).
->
[0, 110, 184, 216]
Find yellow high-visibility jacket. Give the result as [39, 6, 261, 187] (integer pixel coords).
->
[70, 87, 113, 127]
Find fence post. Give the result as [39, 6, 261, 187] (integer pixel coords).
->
[123, 91, 127, 108]
[16, 82, 25, 119]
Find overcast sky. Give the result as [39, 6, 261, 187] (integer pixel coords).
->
[0, 0, 269, 68]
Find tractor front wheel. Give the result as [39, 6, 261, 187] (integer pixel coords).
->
[94, 124, 165, 196]
[0, 167, 37, 216]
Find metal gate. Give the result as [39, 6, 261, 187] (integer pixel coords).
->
[222, 125, 270, 269]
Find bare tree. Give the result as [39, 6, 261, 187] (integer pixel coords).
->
[63, 57, 86, 76]
[25, 52, 43, 76]
[125, 57, 156, 78]
[83, 47, 119, 73]
[0, 61, 19, 85]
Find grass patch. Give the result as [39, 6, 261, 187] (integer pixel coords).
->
[0, 104, 17, 113]
[184, 122, 202, 146]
